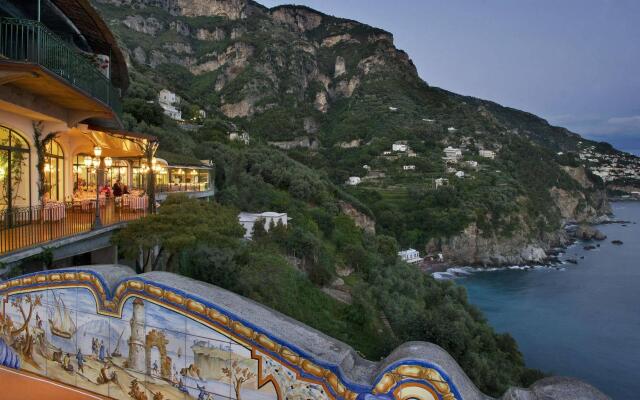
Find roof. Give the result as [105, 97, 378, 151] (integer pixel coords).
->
[52, 0, 129, 91]
[87, 126, 158, 143]
[238, 212, 288, 222]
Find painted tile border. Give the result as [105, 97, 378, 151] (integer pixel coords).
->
[0, 269, 462, 400]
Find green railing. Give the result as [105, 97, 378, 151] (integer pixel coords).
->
[0, 18, 122, 115]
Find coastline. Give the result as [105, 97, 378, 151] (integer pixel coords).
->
[450, 202, 640, 399]
[430, 217, 635, 280]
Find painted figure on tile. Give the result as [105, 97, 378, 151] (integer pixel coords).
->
[99, 339, 105, 361]
[197, 384, 213, 400]
[76, 348, 85, 373]
[62, 352, 74, 372]
[97, 360, 119, 385]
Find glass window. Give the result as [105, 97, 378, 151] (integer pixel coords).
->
[105, 159, 129, 188]
[44, 140, 64, 202]
[0, 126, 31, 211]
[73, 154, 96, 197]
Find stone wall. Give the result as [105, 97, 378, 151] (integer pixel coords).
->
[0, 265, 609, 399]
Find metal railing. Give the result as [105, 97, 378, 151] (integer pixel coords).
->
[0, 17, 122, 115]
[156, 182, 210, 193]
[0, 199, 147, 255]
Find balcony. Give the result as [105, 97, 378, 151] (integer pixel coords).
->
[0, 17, 122, 116]
[0, 198, 146, 256]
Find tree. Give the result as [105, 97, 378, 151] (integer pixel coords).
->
[222, 360, 256, 400]
[32, 121, 59, 206]
[112, 195, 244, 272]
[251, 218, 267, 240]
[7, 294, 43, 362]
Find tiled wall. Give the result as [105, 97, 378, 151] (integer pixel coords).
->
[0, 270, 461, 400]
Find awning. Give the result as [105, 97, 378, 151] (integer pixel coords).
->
[59, 126, 157, 158]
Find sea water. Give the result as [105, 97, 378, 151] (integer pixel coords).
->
[456, 202, 640, 399]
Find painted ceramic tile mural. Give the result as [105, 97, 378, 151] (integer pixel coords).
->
[0, 288, 305, 400]
[0, 270, 461, 400]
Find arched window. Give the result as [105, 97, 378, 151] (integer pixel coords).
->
[0, 125, 31, 211]
[105, 159, 129, 188]
[44, 140, 64, 202]
[73, 154, 96, 194]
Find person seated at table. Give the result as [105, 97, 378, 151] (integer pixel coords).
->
[122, 184, 130, 195]
[112, 178, 123, 197]
[100, 185, 112, 197]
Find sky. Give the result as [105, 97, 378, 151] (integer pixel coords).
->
[261, 0, 640, 155]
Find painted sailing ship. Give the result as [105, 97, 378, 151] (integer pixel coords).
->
[111, 328, 125, 357]
[48, 292, 77, 339]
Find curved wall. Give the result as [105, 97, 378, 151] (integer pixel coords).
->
[0, 266, 473, 400]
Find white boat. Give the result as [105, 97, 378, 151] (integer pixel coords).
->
[48, 292, 76, 339]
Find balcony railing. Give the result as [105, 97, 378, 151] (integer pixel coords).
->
[156, 182, 210, 193]
[0, 18, 122, 115]
[0, 199, 146, 255]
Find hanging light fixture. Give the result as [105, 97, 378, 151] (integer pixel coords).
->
[92, 157, 100, 169]
[104, 157, 113, 168]
[84, 156, 92, 168]
[44, 163, 51, 173]
[93, 146, 102, 157]
[190, 170, 198, 176]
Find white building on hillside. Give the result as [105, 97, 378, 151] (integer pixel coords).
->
[479, 149, 496, 159]
[435, 178, 449, 189]
[392, 143, 408, 152]
[398, 249, 423, 264]
[443, 146, 463, 162]
[403, 165, 416, 171]
[465, 160, 479, 169]
[347, 176, 362, 186]
[229, 132, 250, 144]
[158, 89, 182, 120]
[455, 170, 465, 178]
[238, 212, 289, 240]
[447, 127, 457, 133]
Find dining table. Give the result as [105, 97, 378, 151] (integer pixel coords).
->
[42, 202, 66, 221]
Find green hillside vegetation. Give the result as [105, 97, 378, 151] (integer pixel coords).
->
[114, 151, 544, 396]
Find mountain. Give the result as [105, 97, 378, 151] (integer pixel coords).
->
[92, 0, 620, 266]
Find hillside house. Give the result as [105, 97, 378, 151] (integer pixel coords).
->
[238, 212, 289, 240]
[435, 178, 449, 189]
[392, 143, 408, 152]
[403, 165, 416, 171]
[158, 89, 182, 121]
[447, 127, 457, 133]
[455, 171, 465, 178]
[479, 149, 496, 159]
[347, 176, 362, 186]
[398, 248, 423, 264]
[465, 160, 479, 169]
[229, 132, 250, 144]
[443, 146, 463, 162]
